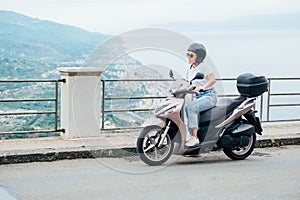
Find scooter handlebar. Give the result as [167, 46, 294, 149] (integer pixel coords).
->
[172, 85, 200, 96]
[171, 81, 206, 96]
[190, 86, 205, 93]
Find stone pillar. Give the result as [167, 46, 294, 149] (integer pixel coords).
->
[58, 67, 105, 139]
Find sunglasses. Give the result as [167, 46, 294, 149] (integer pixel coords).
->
[186, 53, 195, 58]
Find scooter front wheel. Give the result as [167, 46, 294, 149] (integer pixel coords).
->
[137, 126, 174, 166]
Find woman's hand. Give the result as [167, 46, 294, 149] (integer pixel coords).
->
[193, 87, 205, 93]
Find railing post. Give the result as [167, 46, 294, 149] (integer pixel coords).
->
[260, 94, 264, 121]
[101, 80, 105, 129]
[267, 79, 271, 122]
[58, 67, 105, 139]
[55, 80, 58, 131]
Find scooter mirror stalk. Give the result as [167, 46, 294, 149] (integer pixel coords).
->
[169, 69, 174, 80]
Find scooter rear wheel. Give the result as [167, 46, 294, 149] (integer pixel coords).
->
[223, 134, 256, 160]
[137, 126, 174, 166]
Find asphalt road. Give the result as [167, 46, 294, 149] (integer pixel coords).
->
[0, 146, 299, 200]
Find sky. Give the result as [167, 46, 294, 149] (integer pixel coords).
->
[1, 0, 300, 34]
[1, 0, 300, 78]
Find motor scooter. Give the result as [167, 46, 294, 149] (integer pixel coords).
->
[136, 71, 268, 166]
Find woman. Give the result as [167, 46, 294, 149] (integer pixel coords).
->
[185, 43, 218, 147]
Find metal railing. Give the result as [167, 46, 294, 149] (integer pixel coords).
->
[101, 79, 174, 130]
[0, 77, 299, 135]
[101, 77, 300, 130]
[265, 78, 300, 122]
[0, 79, 65, 136]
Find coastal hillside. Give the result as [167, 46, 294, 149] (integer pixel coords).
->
[0, 10, 109, 80]
[0, 11, 166, 136]
[0, 10, 108, 62]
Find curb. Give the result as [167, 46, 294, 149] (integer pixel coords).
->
[255, 137, 300, 148]
[0, 148, 137, 165]
[1, 138, 299, 165]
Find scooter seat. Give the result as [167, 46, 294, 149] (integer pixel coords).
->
[198, 96, 246, 126]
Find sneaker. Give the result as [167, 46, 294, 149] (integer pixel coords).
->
[185, 136, 200, 147]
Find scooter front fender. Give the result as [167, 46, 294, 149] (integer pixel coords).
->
[141, 117, 166, 128]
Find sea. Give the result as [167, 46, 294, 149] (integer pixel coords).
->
[126, 30, 300, 123]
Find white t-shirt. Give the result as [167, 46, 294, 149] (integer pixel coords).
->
[186, 60, 214, 90]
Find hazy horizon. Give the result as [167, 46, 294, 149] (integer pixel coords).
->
[1, 0, 299, 34]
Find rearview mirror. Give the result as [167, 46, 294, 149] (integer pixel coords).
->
[190, 72, 204, 84]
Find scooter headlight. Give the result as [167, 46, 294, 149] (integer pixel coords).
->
[163, 106, 177, 115]
[155, 102, 179, 116]
[155, 103, 171, 115]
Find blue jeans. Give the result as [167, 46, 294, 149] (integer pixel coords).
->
[185, 89, 218, 130]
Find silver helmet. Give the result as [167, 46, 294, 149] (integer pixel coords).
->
[187, 43, 207, 63]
